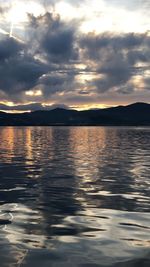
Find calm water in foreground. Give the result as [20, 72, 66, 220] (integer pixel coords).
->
[0, 127, 149, 267]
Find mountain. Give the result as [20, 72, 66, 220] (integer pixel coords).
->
[0, 102, 150, 126]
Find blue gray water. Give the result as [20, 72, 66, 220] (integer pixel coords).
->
[0, 127, 149, 267]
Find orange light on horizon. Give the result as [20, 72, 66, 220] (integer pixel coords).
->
[71, 104, 113, 110]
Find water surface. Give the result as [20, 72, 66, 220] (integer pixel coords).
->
[0, 127, 150, 266]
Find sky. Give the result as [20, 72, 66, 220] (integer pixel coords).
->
[0, 0, 150, 111]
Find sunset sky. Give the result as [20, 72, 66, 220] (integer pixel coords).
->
[0, 0, 150, 111]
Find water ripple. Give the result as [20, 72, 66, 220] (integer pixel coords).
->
[0, 127, 149, 266]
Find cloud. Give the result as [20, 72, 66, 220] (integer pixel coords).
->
[27, 12, 78, 63]
[0, 6, 4, 14]
[80, 32, 150, 93]
[0, 10, 80, 103]
[104, 0, 141, 11]
[39, 72, 79, 98]
[0, 3, 9, 14]
[0, 52, 48, 94]
[0, 35, 24, 61]
[80, 32, 148, 59]
[0, 2, 150, 108]
[39, 0, 82, 7]
[0, 102, 69, 111]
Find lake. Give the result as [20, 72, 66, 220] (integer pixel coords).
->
[0, 126, 149, 267]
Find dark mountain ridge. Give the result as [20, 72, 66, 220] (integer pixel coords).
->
[0, 102, 150, 126]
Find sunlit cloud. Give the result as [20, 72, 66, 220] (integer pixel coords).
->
[25, 89, 43, 96]
[0, 0, 149, 111]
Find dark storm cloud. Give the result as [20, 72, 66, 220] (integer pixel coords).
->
[42, 28, 77, 61]
[80, 32, 150, 93]
[96, 53, 132, 92]
[0, 11, 79, 101]
[25, 11, 79, 97]
[0, 53, 48, 94]
[0, 36, 23, 61]
[27, 12, 78, 63]
[39, 72, 77, 97]
[0, 4, 150, 107]
[80, 32, 148, 59]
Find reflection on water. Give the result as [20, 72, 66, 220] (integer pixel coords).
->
[0, 127, 150, 266]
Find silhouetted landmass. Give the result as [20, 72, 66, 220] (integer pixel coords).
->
[0, 102, 150, 126]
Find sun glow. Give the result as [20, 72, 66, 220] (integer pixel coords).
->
[72, 104, 111, 111]
[55, 2, 81, 20]
[8, 1, 44, 24]
[55, 0, 149, 34]
[4, 101, 14, 107]
[81, 7, 147, 34]
[0, 28, 9, 35]
[7, 1, 44, 37]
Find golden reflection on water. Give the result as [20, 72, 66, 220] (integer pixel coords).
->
[69, 127, 106, 182]
[0, 126, 149, 193]
[0, 127, 15, 162]
[0, 127, 33, 163]
[0, 127, 150, 266]
[0, 127, 54, 172]
[53, 127, 106, 210]
[25, 127, 33, 164]
[0, 127, 149, 189]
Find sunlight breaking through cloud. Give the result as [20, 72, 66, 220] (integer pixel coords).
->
[0, 0, 149, 111]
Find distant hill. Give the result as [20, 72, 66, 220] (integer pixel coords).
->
[0, 102, 150, 126]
